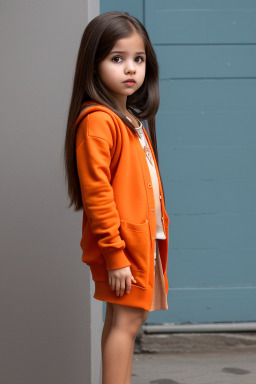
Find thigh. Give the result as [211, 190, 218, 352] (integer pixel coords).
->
[111, 303, 148, 336]
[142, 309, 149, 323]
[104, 302, 114, 325]
[105, 302, 150, 322]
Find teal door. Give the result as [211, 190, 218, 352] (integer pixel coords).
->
[101, 0, 256, 324]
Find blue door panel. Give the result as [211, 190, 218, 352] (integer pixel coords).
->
[155, 46, 256, 79]
[151, 287, 256, 323]
[145, 0, 256, 44]
[100, 0, 144, 22]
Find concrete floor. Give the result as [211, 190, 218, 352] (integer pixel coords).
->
[132, 349, 256, 384]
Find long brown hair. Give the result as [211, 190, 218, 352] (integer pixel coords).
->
[63, 11, 166, 211]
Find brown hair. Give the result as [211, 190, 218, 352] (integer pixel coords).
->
[63, 11, 165, 210]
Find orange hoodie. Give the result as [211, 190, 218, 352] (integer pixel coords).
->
[74, 102, 170, 311]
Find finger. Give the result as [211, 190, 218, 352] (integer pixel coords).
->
[111, 277, 116, 291]
[131, 275, 137, 283]
[119, 279, 125, 297]
[125, 276, 132, 294]
[115, 279, 121, 297]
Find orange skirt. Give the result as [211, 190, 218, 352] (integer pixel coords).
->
[149, 239, 168, 312]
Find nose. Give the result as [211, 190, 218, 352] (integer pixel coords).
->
[125, 59, 136, 74]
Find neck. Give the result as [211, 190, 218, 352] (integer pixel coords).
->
[111, 96, 128, 116]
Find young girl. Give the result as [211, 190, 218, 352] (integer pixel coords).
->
[64, 11, 170, 384]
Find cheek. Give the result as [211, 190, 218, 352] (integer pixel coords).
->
[139, 66, 146, 81]
[97, 62, 110, 80]
[99, 65, 119, 82]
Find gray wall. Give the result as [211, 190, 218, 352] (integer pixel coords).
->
[0, 1, 102, 383]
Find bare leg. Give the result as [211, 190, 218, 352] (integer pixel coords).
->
[124, 338, 135, 384]
[102, 303, 147, 384]
[124, 310, 149, 384]
[101, 302, 113, 353]
[101, 303, 135, 384]
[101, 302, 113, 378]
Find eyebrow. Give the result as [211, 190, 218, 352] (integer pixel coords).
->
[110, 50, 146, 55]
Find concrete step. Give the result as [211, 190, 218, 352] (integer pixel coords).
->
[134, 331, 256, 354]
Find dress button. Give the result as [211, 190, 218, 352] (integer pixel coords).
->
[148, 183, 152, 188]
[159, 194, 162, 199]
[151, 207, 155, 212]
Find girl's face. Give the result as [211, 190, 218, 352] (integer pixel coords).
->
[96, 32, 146, 109]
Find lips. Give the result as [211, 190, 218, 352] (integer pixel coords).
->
[123, 79, 136, 84]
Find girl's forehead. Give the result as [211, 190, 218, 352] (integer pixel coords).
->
[111, 32, 145, 53]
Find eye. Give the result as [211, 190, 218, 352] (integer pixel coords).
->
[135, 56, 144, 63]
[112, 56, 122, 63]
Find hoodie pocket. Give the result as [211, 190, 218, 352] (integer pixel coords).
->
[120, 219, 151, 270]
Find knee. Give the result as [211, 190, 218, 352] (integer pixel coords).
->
[133, 311, 149, 336]
[124, 317, 144, 339]
[111, 306, 147, 339]
[110, 321, 140, 340]
[142, 310, 149, 323]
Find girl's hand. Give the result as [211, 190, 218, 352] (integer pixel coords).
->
[108, 266, 137, 297]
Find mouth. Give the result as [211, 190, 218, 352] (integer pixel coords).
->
[123, 79, 136, 86]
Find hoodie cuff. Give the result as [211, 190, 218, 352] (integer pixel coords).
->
[103, 249, 131, 270]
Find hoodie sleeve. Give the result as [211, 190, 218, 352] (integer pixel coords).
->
[75, 112, 131, 271]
